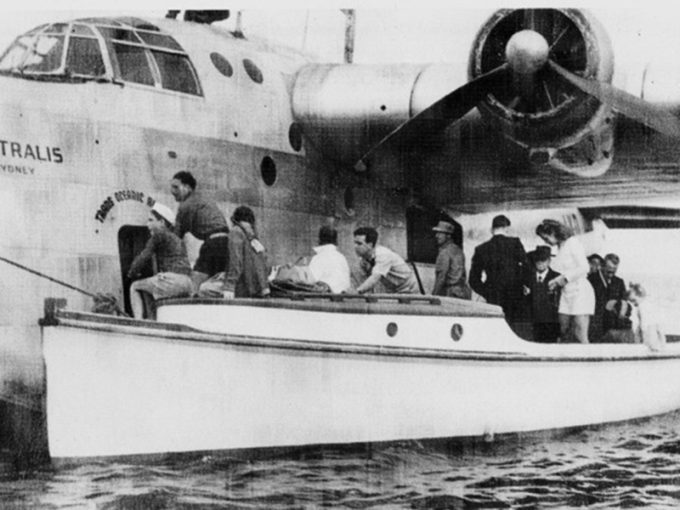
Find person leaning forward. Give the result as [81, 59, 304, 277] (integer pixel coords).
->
[170, 171, 230, 290]
[353, 226, 419, 294]
[431, 221, 471, 299]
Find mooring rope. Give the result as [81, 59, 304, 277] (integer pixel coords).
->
[0, 255, 128, 316]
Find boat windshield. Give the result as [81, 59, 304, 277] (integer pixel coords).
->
[0, 17, 202, 95]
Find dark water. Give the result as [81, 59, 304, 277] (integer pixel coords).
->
[3, 410, 680, 509]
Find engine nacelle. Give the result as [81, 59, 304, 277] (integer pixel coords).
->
[292, 63, 468, 164]
[470, 9, 615, 175]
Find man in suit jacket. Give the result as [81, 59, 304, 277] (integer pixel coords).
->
[469, 215, 528, 321]
[588, 252, 630, 342]
[524, 246, 561, 342]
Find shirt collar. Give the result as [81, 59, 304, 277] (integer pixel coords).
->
[313, 244, 337, 254]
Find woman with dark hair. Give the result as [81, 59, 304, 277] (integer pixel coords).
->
[535, 219, 594, 343]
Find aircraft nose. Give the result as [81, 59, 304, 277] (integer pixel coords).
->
[505, 29, 549, 75]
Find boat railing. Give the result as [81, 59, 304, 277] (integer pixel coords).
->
[273, 292, 443, 305]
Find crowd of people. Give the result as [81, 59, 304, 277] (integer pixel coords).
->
[126, 174, 665, 350]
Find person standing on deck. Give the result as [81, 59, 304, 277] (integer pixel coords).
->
[431, 221, 471, 299]
[523, 246, 561, 343]
[353, 227, 419, 295]
[170, 171, 229, 291]
[588, 253, 631, 342]
[469, 215, 528, 320]
[536, 219, 595, 343]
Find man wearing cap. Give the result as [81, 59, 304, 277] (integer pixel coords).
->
[170, 171, 230, 290]
[469, 214, 528, 320]
[127, 202, 193, 319]
[432, 221, 471, 299]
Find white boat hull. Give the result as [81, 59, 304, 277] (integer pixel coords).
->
[41, 297, 680, 461]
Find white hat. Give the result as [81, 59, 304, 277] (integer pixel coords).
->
[151, 202, 176, 226]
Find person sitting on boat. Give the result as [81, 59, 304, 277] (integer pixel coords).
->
[199, 205, 270, 299]
[308, 225, 351, 293]
[627, 283, 666, 351]
[536, 219, 595, 343]
[353, 226, 419, 294]
[431, 220, 471, 299]
[127, 203, 193, 319]
[170, 170, 230, 291]
[523, 246, 560, 343]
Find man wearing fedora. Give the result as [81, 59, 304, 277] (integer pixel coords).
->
[432, 220, 471, 299]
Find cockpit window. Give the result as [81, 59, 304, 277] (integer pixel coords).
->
[113, 43, 154, 86]
[66, 37, 105, 76]
[137, 32, 183, 52]
[0, 17, 202, 96]
[44, 23, 69, 35]
[21, 35, 65, 73]
[70, 24, 95, 37]
[98, 27, 142, 44]
[151, 50, 199, 94]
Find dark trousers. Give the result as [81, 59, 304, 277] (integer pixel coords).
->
[533, 322, 560, 343]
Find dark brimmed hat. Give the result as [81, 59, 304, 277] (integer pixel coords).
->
[529, 245, 552, 263]
[432, 221, 455, 235]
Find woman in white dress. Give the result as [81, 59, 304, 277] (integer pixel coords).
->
[535, 219, 595, 343]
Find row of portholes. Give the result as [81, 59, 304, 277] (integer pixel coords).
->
[210, 52, 263, 84]
[212, 50, 304, 154]
[385, 322, 464, 341]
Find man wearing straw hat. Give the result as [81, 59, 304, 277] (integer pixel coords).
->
[432, 220, 471, 299]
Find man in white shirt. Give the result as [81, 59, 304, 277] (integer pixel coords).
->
[308, 226, 351, 293]
[353, 226, 419, 294]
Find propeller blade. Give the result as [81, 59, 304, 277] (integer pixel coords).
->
[355, 64, 508, 171]
[548, 59, 680, 139]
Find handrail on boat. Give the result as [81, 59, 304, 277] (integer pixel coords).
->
[280, 292, 442, 305]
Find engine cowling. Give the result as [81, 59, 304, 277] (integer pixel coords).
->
[470, 9, 614, 151]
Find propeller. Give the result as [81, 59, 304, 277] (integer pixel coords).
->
[354, 64, 509, 172]
[547, 59, 680, 139]
[355, 8, 680, 172]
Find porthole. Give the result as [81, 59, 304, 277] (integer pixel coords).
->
[261, 156, 276, 186]
[243, 58, 263, 84]
[288, 123, 303, 152]
[450, 323, 464, 342]
[386, 322, 398, 337]
[210, 52, 233, 77]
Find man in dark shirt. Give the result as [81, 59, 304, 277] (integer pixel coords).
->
[469, 214, 528, 321]
[588, 252, 630, 342]
[170, 171, 230, 290]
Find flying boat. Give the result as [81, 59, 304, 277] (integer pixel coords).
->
[1, 8, 680, 463]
